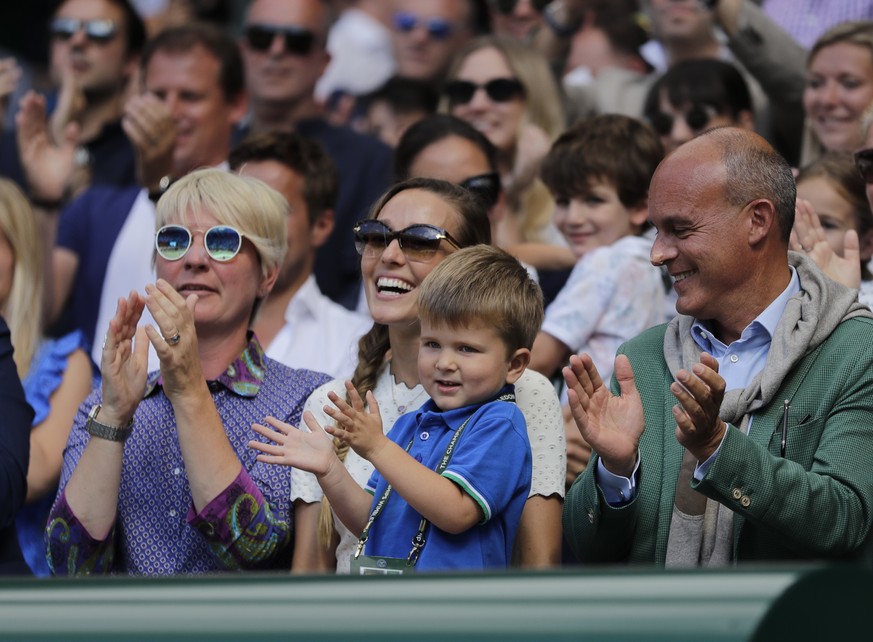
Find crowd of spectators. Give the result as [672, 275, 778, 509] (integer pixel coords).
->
[2, 0, 873, 579]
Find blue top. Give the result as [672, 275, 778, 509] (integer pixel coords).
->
[15, 330, 97, 576]
[364, 386, 531, 571]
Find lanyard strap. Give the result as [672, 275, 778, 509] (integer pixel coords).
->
[354, 392, 516, 564]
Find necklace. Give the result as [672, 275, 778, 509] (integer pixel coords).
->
[390, 376, 427, 414]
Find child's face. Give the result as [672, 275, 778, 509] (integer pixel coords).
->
[418, 319, 527, 411]
[796, 175, 869, 261]
[553, 180, 648, 258]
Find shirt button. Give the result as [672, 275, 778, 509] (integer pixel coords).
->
[173, 467, 181, 476]
[729, 354, 739, 363]
[169, 509, 177, 517]
[420, 431, 429, 441]
[740, 496, 751, 508]
[587, 509, 596, 524]
[732, 488, 742, 500]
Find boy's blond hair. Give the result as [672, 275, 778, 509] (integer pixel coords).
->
[417, 245, 543, 355]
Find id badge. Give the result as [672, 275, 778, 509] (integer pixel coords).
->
[350, 555, 416, 576]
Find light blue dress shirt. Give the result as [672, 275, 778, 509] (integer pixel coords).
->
[598, 267, 801, 504]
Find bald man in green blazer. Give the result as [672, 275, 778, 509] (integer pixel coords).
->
[562, 128, 873, 566]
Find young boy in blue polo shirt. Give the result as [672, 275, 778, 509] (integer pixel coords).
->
[251, 245, 543, 572]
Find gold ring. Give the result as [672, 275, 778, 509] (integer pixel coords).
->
[164, 332, 181, 346]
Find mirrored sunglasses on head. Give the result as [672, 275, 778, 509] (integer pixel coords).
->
[855, 148, 873, 184]
[443, 78, 525, 105]
[392, 12, 455, 40]
[353, 219, 461, 262]
[155, 225, 246, 262]
[459, 172, 501, 209]
[244, 24, 316, 55]
[50, 17, 118, 44]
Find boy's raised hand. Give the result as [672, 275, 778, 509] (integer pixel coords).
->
[322, 382, 386, 461]
[249, 413, 337, 476]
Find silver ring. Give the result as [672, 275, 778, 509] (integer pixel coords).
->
[164, 332, 181, 346]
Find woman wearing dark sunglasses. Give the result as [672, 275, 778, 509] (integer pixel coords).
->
[440, 36, 570, 272]
[288, 177, 565, 573]
[45, 168, 331, 575]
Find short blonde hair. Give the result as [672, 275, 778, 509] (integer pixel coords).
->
[418, 245, 543, 353]
[155, 168, 289, 277]
[0, 179, 43, 378]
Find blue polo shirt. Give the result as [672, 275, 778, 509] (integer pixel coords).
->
[364, 386, 531, 571]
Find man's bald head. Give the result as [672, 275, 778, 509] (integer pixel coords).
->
[662, 127, 796, 243]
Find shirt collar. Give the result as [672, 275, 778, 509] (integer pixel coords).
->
[144, 331, 267, 398]
[692, 266, 800, 349]
[414, 384, 516, 431]
[285, 275, 319, 323]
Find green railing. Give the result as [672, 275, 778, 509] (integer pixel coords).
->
[1, 564, 870, 640]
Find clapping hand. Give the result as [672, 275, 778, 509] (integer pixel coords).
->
[122, 92, 176, 190]
[250, 412, 338, 477]
[100, 291, 149, 426]
[790, 197, 861, 289]
[562, 353, 643, 477]
[670, 352, 726, 462]
[321, 382, 386, 461]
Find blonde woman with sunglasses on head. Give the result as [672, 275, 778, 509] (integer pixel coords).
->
[45, 168, 331, 576]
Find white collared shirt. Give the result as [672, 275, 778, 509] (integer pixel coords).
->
[265, 275, 373, 379]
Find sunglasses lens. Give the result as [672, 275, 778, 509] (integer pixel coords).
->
[85, 19, 117, 42]
[50, 18, 77, 40]
[444, 80, 476, 104]
[246, 25, 275, 51]
[156, 226, 191, 261]
[649, 112, 673, 136]
[283, 29, 314, 55]
[485, 78, 523, 102]
[399, 226, 444, 260]
[354, 220, 389, 256]
[685, 105, 711, 131]
[427, 19, 453, 40]
[393, 12, 417, 32]
[205, 226, 243, 261]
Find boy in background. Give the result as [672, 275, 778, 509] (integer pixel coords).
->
[530, 114, 668, 386]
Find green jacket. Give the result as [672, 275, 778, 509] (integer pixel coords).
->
[564, 318, 873, 565]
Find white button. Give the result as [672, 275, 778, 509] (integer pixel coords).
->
[169, 509, 177, 517]
[420, 431, 429, 441]
[700, 332, 708, 340]
[173, 467, 181, 476]
[729, 354, 739, 363]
